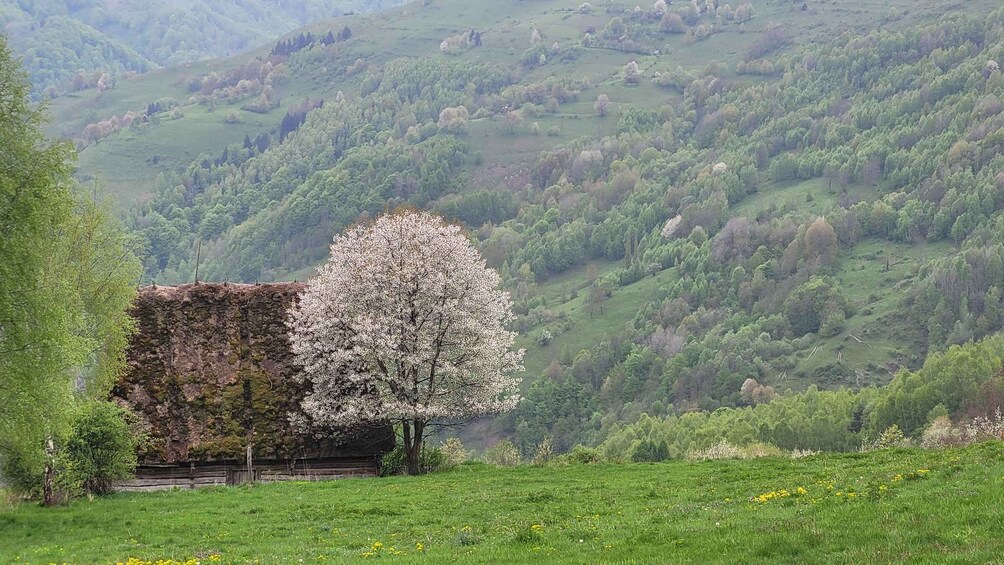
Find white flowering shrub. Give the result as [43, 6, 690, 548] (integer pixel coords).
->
[686, 441, 743, 460]
[963, 408, 1004, 440]
[440, 32, 473, 55]
[686, 441, 783, 460]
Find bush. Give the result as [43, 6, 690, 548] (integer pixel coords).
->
[531, 437, 553, 466]
[63, 402, 137, 495]
[566, 445, 602, 464]
[379, 444, 448, 476]
[483, 439, 521, 467]
[630, 439, 668, 462]
[921, 416, 962, 448]
[867, 424, 911, 450]
[1, 401, 137, 500]
[439, 437, 470, 469]
[686, 441, 743, 460]
[0, 448, 44, 499]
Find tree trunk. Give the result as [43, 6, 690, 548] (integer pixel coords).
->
[43, 436, 55, 506]
[403, 420, 426, 476]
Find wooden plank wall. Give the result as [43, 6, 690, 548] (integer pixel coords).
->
[114, 457, 379, 492]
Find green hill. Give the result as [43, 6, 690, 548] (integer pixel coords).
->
[3, 442, 1003, 563]
[37, 0, 1004, 451]
[2, 0, 403, 99]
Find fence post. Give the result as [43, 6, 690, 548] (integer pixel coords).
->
[246, 445, 254, 484]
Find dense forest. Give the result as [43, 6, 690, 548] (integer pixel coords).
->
[20, 0, 1004, 456]
[1, 0, 403, 98]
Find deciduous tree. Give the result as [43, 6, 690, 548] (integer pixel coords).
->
[288, 211, 524, 475]
[0, 37, 140, 502]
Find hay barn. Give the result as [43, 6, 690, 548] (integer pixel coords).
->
[111, 283, 394, 490]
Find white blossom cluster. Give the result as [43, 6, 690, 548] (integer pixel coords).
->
[661, 214, 683, 238]
[288, 211, 524, 432]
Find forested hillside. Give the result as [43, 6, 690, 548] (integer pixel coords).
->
[1, 0, 402, 98]
[35, 0, 1004, 452]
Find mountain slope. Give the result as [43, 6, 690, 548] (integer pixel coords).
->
[1, 0, 404, 98]
[40, 0, 1004, 451]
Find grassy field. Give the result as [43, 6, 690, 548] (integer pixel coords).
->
[2, 442, 1003, 564]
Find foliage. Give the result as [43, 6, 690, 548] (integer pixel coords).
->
[565, 445, 602, 464]
[379, 444, 448, 476]
[483, 439, 521, 467]
[288, 211, 523, 474]
[438, 437, 471, 469]
[530, 436, 554, 466]
[1, 402, 137, 499]
[0, 37, 140, 499]
[61, 402, 138, 495]
[868, 334, 1004, 436]
[867, 425, 911, 450]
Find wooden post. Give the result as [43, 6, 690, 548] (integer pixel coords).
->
[246, 445, 254, 485]
[194, 239, 202, 284]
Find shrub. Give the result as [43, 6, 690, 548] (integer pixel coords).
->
[0, 449, 44, 499]
[483, 439, 521, 467]
[963, 408, 1004, 441]
[1, 401, 137, 500]
[439, 437, 470, 469]
[63, 402, 138, 495]
[380, 444, 448, 476]
[741, 442, 784, 459]
[531, 437, 554, 466]
[867, 424, 911, 450]
[566, 445, 602, 464]
[686, 441, 743, 460]
[630, 439, 669, 462]
[921, 416, 962, 448]
[536, 329, 553, 347]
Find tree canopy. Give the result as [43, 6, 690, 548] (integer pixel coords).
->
[0, 36, 141, 494]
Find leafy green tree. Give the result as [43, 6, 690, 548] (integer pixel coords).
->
[783, 277, 845, 336]
[0, 37, 140, 502]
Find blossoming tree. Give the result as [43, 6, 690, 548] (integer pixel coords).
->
[288, 211, 524, 475]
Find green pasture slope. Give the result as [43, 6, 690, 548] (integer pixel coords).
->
[48, 0, 1002, 209]
[2, 442, 1003, 564]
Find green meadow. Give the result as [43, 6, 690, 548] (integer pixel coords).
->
[3, 442, 1003, 564]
